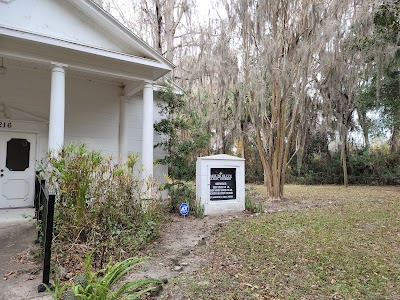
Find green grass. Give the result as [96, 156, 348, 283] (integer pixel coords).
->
[175, 185, 400, 299]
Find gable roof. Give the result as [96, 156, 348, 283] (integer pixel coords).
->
[0, 0, 173, 81]
[68, 0, 174, 70]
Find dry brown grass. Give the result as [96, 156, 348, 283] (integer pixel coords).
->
[168, 184, 400, 299]
[252, 184, 399, 203]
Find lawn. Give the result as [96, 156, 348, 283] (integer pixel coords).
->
[168, 185, 400, 299]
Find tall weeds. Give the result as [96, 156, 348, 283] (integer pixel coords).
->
[39, 144, 165, 272]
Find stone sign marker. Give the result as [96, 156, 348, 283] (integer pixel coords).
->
[196, 154, 245, 215]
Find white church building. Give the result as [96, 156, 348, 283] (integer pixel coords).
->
[0, 0, 174, 208]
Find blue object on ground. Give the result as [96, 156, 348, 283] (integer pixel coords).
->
[179, 203, 189, 216]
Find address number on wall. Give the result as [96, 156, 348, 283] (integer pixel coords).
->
[0, 122, 12, 128]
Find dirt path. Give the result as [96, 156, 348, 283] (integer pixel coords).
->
[135, 197, 342, 278]
[128, 212, 247, 283]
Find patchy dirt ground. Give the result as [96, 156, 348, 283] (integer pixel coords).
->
[5, 185, 399, 299]
[158, 186, 400, 300]
[3, 199, 323, 295]
[127, 195, 348, 298]
[261, 196, 343, 213]
[128, 212, 247, 282]
[0, 208, 50, 300]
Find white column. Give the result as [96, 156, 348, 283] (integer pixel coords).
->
[48, 63, 66, 151]
[119, 97, 129, 164]
[142, 82, 154, 180]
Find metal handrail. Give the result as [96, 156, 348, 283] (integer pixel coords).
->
[34, 176, 56, 293]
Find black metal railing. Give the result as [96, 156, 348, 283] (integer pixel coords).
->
[34, 176, 56, 293]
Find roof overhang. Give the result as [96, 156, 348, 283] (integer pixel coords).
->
[0, 0, 174, 83]
[0, 25, 171, 82]
[67, 0, 175, 70]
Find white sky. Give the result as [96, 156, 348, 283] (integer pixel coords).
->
[108, 0, 220, 23]
[195, 0, 219, 24]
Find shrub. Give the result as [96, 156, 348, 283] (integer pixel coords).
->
[166, 181, 204, 218]
[154, 83, 211, 182]
[347, 149, 400, 185]
[287, 147, 400, 185]
[39, 144, 166, 273]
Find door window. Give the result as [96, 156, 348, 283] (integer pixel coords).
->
[6, 138, 30, 171]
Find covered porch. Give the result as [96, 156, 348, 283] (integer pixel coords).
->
[0, 0, 173, 208]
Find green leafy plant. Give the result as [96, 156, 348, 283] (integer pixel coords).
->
[287, 145, 400, 185]
[46, 144, 103, 226]
[48, 255, 162, 300]
[154, 82, 210, 182]
[127, 152, 140, 171]
[245, 187, 263, 213]
[45, 277, 70, 300]
[192, 198, 205, 219]
[245, 196, 263, 213]
[72, 255, 161, 300]
[153, 82, 210, 219]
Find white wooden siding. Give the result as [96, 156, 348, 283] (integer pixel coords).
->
[0, 0, 136, 55]
[0, 64, 167, 180]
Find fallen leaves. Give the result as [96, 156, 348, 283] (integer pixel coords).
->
[3, 270, 17, 280]
[243, 282, 260, 290]
[178, 185, 400, 299]
[11, 248, 38, 265]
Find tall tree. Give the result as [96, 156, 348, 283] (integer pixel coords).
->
[223, 0, 376, 198]
[353, 0, 400, 152]
[109, 0, 194, 63]
[180, 19, 241, 155]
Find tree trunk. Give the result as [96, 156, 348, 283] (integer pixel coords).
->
[268, 82, 286, 200]
[296, 135, 307, 176]
[358, 109, 370, 150]
[155, 0, 163, 55]
[261, 82, 297, 200]
[296, 96, 312, 175]
[340, 125, 349, 187]
[238, 120, 247, 158]
[220, 124, 225, 154]
[390, 124, 400, 153]
[239, 133, 245, 158]
[296, 118, 308, 176]
[254, 128, 273, 194]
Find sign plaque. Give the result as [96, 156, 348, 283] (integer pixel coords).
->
[210, 168, 236, 201]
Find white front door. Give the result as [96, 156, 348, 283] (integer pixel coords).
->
[0, 132, 36, 208]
